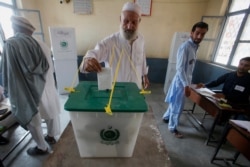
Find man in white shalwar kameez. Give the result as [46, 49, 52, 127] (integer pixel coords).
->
[2, 16, 60, 155]
[79, 2, 149, 89]
[162, 22, 208, 138]
[36, 38, 61, 145]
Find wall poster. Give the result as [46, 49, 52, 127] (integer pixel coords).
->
[134, 0, 152, 16]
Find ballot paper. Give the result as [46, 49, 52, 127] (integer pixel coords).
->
[230, 120, 250, 132]
[97, 67, 112, 90]
[196, 88, 215, 97]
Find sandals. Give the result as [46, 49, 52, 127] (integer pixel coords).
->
[171, 129, 183, 138]
[162, 118, 169, 123]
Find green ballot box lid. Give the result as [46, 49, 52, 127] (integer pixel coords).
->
[64, 81, 148, 112]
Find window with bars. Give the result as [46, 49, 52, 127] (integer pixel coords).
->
[0, 1, 14, 54]
[214, 0, 250, 67]
[0, 0, 44, 54]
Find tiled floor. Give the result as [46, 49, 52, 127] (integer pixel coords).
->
[0, 83, 249, 167]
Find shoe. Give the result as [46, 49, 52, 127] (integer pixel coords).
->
[45, 135, 56, 145]
[27, 146, 48, 156]
[170, 129, 183, 138]
[0, 135, 9, 145]
[162, 118, 169, 123]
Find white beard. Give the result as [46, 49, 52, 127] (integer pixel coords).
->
[120, 26, 138, 42]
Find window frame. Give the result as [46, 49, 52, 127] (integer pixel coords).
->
[0, 0, 45, 42]
[212, 0, 250, 68]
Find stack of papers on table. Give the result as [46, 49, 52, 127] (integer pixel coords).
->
[230, 120, 250, 132]
[196, 88, 215, 98]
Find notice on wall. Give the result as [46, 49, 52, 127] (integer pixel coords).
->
[73, 0, 92, 14]
[135, 0, 152, 16]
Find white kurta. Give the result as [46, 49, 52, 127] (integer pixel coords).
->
[35, 39, 61, 128]
[80, 32, 148, 89]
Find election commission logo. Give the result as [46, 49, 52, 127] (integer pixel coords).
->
[60, 40, 68, 49]
[100, 126, 120, 145]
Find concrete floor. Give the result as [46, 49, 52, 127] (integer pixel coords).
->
[0, 83, 249, 167]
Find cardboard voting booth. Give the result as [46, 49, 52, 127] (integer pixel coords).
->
[49, 27, 78, 94]
[64, 81, 148, 157]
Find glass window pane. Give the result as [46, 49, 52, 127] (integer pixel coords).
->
[240, 14, 250, 40]
[215, 14, 244, 65]
[0, 6, 14, 39]
[0, 0, 12, 5]
[0, 24, 5, 53]
[229, 0, 250, 12]
[231, 43, 250, 66]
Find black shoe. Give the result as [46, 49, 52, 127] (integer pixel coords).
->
[0, 136, 9, 145]
[162, 118, 169, 123]
[27, 146, 48, 156]
[45, 135, 56, 145]
[0, 159, 4, 167]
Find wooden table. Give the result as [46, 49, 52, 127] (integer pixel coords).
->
[186, 86, 248, 145]
[211, 120, 250, 164]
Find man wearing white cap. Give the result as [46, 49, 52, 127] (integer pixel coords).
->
[1, 16, 61, 155]
[80, 1, 149, 89]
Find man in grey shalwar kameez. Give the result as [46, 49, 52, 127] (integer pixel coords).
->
[1, 16, 60, 155]
[162, 22, 208, 138]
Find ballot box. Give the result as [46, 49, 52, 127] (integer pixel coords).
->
[64, 81, 148, 157]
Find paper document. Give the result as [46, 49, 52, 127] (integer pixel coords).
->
[97, 67, 112, 90]
[230, 120, 250, 132]
[196, 88, 215, 97]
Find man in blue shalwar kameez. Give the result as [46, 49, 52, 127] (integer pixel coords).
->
[162, 22, 208, 138]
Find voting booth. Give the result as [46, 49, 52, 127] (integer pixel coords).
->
[64, 81, 148, 157]
[49, 27, 79, 94]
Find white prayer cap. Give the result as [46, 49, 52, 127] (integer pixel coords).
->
[10, 15, 36, 33]
[122, 2, 141, 16]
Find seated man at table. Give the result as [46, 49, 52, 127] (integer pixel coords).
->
[198, 57, 250, 122]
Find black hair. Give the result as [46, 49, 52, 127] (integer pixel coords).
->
[191, 22, 209, 32]
[240, 57, 250, 62]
